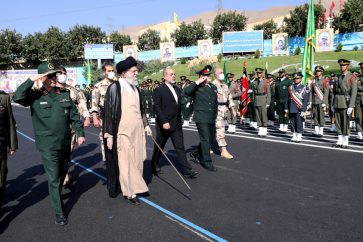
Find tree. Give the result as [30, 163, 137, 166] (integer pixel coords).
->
[0, 29, 23, 64]
[283, 3, 324, 37]
[171, 20, 208, 47]
[41, 26, 67, 61]
[66, 25, 106, 60]
[22, 32, 45, 64]
[108, 32, 132, 52]
[210, 11, 248, 44]
[333, 0, 363, 33]
[137, 29, 160, 51]
[253, 19, 278, 39]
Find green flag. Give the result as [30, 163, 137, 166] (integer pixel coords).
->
[87, 59, 92, 85]
[302, 0, 316, 85]
[223, 61, 228, 84]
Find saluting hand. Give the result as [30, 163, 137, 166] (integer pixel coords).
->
[77, 137, 86, 145]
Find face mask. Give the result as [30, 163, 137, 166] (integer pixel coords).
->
[107, 72, 115, 80]
[57, 74, 67, 84]
[218, 73, 225, 81]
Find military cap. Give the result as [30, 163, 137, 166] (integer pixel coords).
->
[255, 68, 264, 73]
[359, 62, 363, 68]
[227, 73, 234, 78]
[180, 75, 186, 80]
[338, 59, 350, 65]
[147, 78, 153, 83]
[116, 56, 138, 74]
[37, 62, 59, 75]
[314, 66, 325, 72]
[330, 72, 336, 77]
[154, 80, 160, 84]
[266, 74, 274, 78]
[278, 68, 286, 73]
[292, 72, 303, 79]
[197, 65, 212, 75]
[249, 71, 255, 76]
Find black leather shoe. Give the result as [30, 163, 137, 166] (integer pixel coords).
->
[55, 214, 68, 226]
[183, 170, 198, 179]
[128, 197, 141, 205]
[342, 145, 348, 149]
[200, 162, 217, 172]
[332, 144, 342, 148]
[190, 153, 200, 164]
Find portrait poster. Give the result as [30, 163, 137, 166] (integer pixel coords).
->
[123, 45, 138, 60]
[198, 39, 213, 59]
[160, 42, 175, 62]
[316, 28, 334, 52]
[272, 33, 289, 55]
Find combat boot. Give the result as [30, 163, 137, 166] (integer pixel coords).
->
[220, 147, 233, 159]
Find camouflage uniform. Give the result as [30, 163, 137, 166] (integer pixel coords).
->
[212, 80, 234, 147]
[91, 78, 113, 161]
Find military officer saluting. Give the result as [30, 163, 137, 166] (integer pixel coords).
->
[310, 66, 330, 137]
[355, 62, 363, 140]
[275, 68, 291, 132]
[0, 89, 18, 211]
[91, 62, 115, 163]
[13, 62, 86, 226]
[285, 72, 309, 143]
[331, 59, 358, 148]
[253, 68, 271, 137]
[185, 65, 218, 172]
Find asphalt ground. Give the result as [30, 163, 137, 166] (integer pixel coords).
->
[1, 105, 363, 241]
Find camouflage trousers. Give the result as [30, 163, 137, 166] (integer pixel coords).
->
[216, 105, 228, 147]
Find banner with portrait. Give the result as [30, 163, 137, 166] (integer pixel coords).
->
[272, 33, 289, 55]
[198, 39, 213, 59]
[123, 45, 138, 60]
[316, 28, 334, 52]
[160, 42, 175, 62]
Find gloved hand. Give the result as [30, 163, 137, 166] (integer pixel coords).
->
[347, 108, 353, 115]
[247, 90, 253, 93]
[331, 106, 335, 112]
[300, 112, 305, 117]
[186, 102, 190, 108]
[284, 109, 288, 113]
[322, 103, 326, 108]
[266, 105, 270, 108]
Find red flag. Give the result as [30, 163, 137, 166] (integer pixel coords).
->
[329, 0, 335, 18]
[322, 9, 326, 23]
[240, 61, 250, 117]
[317, 16, 321, 29]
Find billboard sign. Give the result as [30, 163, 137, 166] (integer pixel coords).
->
[223, 31, 264, 53]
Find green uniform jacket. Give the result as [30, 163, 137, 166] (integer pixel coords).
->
[253, 78, 271, 107]
[310, 76, 329, 105]
[356, 75, 363, 106]
[13, 79, 85, 151]
[275, 77, 291, 104]
[184, 82, 218, 124]
[0, 91, 18, 153]
[332, 72, 358, 109]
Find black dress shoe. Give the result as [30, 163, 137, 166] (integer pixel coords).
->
[128, 197, 141, 205]
[200, 162, 217, 172]
[55, 214, 68, 226]
[332, 144, 342, 148]
[190, 153, 200, 164]
[342, 145, 348, 149]
[183, 170, 198, 179]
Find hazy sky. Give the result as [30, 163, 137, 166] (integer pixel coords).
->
[0, 0, 309, 35]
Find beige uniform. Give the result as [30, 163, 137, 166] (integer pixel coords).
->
[212, 80, 234, 147]
[91, 78, 113, 161]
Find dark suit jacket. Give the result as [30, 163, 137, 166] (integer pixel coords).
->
[153, 82, 182, 131]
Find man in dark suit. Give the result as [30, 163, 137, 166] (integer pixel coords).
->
[151, 67, 198, 178]
[184, 65, 218, 172]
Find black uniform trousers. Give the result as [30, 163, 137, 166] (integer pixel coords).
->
[193, 123, 216, 163]
[151, 124, 192, 174]
[276, 102, 289, 124]
[40, 146, 70, 215]
[0, 142, 7, 206]
[289, 113, 303, 134]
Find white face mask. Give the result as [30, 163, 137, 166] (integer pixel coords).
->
[107, 72, 115, 80]
[57, 74, 67, 84]
[218, 73, 225, 81]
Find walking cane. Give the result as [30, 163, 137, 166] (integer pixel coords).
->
[149, 135, 192, 191]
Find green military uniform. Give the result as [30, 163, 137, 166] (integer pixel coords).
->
[184, 66, 218, 171]
[0, 91, 18, 206]
[331, 59, 358, 147]
[13, 63, 84, 217]
[310, 66, 330, 136]
[275, 69, 291, 131]
[266, 74, 276, 126]
[181, 82, 192, 124]
[355, 62, 363, 139]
